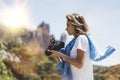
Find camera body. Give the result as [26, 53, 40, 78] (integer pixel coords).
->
[45, 37, 65, 56]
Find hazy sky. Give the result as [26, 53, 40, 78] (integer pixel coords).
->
[0, 0, 120, 66]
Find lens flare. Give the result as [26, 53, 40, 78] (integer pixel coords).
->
[0, 0, 30, 28]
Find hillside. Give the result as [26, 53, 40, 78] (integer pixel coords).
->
[94, 64, 120, 80]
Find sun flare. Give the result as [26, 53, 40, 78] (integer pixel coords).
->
[0, 0, 30, 28]
[3, 9, 26, 27]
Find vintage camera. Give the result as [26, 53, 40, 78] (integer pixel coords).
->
[45, 37, 65, 56]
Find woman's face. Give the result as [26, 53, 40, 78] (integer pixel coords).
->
[66, 21, 75, 35]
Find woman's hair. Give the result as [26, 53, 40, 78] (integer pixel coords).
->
[66, 13, 89, 35]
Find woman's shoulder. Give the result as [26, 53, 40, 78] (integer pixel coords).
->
[77, 35, 87, 40]
[75, 35, 88, 43]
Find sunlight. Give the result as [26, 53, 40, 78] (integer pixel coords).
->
[2, 8, 28, 28]
[0, 0, 30, 28]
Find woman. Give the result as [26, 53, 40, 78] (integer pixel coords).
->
[49, 13, 93, 80]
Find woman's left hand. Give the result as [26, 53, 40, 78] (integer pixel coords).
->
[48, 50, 60, 58]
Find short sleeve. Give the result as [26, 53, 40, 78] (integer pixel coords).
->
[74, 35, 89, 51]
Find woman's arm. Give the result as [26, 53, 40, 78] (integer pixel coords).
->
[49, 49, 85, 69]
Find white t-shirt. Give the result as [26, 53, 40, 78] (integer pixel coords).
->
[70, 35, 94, 80]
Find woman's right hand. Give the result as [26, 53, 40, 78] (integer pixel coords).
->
[48, 50, 60, 58]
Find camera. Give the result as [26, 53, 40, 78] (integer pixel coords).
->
[45, 37, 65, 56]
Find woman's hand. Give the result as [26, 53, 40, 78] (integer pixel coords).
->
[48, 50, 60, 58]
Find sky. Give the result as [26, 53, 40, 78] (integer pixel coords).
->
[0, 0, 120, 66]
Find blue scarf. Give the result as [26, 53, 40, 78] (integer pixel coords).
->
[57, 38, 76, 80]
[57, 35, 115, 80]
[86, 35, 115, 61]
